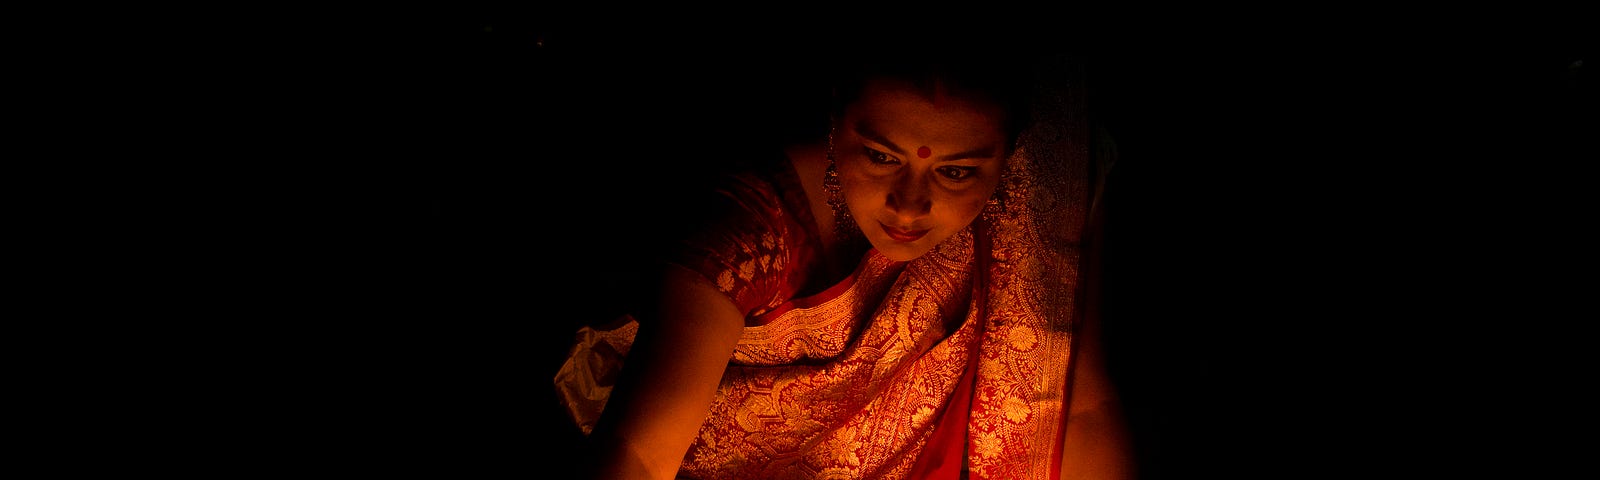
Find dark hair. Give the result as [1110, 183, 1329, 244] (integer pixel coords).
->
[826, 32, 1040, 152]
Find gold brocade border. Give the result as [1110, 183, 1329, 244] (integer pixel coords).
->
[730, 252, 904, 365]
[965, 52, 1090, 480]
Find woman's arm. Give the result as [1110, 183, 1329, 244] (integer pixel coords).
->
[1059, 154, 1135, 480]
[1058, 299, 1135, 480]
[582, 264, 746, 480]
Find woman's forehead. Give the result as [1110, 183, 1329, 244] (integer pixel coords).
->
[847, 78, 1007, 140]
[855, 76, 1001, 109]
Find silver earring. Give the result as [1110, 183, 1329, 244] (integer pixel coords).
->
[824, 124, 861, 243]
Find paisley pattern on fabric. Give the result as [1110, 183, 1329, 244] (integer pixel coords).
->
[680, 231, 976, 479]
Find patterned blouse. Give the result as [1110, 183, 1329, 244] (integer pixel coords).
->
[664, 155, 836, 323]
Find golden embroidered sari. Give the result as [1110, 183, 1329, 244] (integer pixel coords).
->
[554, 57, 1102, 480]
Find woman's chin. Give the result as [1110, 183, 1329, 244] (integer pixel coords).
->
[870, 237, 934, 262]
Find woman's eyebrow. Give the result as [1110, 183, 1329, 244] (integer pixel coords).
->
[936, 145, 999, 162]
[852, 122, 906, 155]
[854, 121, 996, 162]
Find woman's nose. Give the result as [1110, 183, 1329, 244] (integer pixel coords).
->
[885, 173, 932, 219]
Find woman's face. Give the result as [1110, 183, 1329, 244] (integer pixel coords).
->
[835, 77, 1009, 262]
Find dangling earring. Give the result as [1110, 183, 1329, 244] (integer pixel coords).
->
[824, 123, 862, 243]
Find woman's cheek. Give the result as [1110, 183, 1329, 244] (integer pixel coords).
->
[947, 178, 998, 215]
[841, 172, 881, 217]
[944, 191, 988, 227]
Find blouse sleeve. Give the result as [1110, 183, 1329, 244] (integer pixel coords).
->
[664, 171, 809, 322]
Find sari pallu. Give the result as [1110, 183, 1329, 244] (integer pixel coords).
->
[555, 54, 1099, 480]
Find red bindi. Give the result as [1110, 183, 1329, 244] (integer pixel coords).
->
[917, 146, 931, 159]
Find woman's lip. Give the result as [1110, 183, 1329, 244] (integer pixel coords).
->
[879, 222, 931, 242]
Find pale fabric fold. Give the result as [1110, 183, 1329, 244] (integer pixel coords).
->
[552, 319, 638, 436]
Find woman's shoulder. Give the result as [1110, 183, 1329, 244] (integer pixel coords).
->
[674, 147, 809, 228]
[657, 146, 829, 320]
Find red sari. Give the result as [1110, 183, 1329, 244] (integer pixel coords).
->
[556, 68, 1097, 480]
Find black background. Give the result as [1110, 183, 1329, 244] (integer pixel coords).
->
[245, 6, 1591, 478]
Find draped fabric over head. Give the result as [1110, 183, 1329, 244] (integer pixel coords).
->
[553, 53, 1106, 480]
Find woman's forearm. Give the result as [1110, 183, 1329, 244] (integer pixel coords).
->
[1059, 399, 1135, 480]
[582, 266, 746, 479]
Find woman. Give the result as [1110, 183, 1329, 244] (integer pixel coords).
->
[554, 32, 1131, 480]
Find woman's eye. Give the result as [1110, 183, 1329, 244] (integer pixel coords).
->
[864, 147, 898, 165]
[937, 166, 977, 181]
